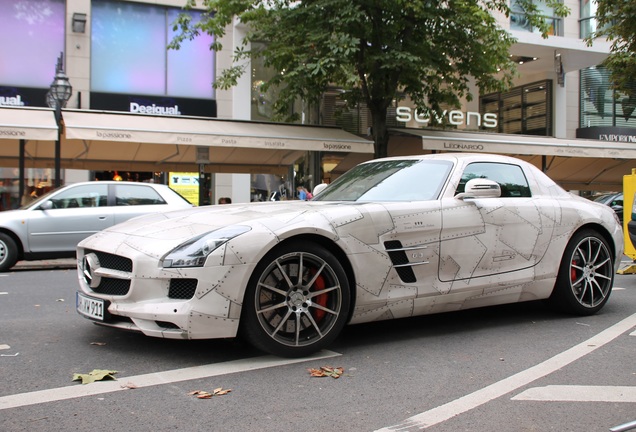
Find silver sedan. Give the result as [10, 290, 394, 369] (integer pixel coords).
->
[0, 181, 193, 271]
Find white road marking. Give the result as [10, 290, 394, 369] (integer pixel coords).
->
[0, 344, 10, 350]
[512, 385, 636, 402]
[0, 349, 340, 411]
[376, 313, 636, 431]
[0, 292, 8, 294]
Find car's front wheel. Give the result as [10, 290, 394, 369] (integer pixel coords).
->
[548, 229, 614, 315]
[241, 241, 350, 357]
[0, 232, 18, 272]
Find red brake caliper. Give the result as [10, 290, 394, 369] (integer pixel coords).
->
[311, 271, 328, 322]
[571, 259, 577, 283]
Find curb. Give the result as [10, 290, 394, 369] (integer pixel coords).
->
[13, 258, 77, 270]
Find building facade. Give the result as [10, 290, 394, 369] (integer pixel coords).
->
[0, 0, 634, 210]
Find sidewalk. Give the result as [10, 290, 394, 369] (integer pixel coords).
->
[13, 258, 77, 270]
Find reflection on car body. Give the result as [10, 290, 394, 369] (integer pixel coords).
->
[0, 181, 193, 271]
[75, 154, 623, 358]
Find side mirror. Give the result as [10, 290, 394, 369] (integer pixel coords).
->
[456, 178, 501, 200]
[38, 200, 54, 210]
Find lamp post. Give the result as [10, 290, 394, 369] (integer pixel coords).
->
[47, 52, 72, 187]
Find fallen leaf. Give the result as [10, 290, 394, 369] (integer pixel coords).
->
[121, 382, 138, 389]
[188, 388, 232, 398]
[308, 366, 344, 379]
[90, 342, 107, 346]
[72, 369, 118, 384]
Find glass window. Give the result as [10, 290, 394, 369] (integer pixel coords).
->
[91, 0, 214, 98]
[457, 163, 531, 198]
[0, 0, 65, 88]
[510, 0, 562, 36]
[580, 0, 598, 38]
[580, 67, 636, 129]
[115, 184, 166, 206]
[46, 184, 108, 209]
[480, 80, 553, 136]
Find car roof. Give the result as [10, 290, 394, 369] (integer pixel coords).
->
[361, 152, 523, 165]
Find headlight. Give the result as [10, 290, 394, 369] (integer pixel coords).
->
[161, 226, 251, 268]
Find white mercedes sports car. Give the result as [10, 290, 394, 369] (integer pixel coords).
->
[76, 153, 623, 357]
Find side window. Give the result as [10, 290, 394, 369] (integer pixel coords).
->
[456, 162, 531, 198]
[115, 184, 166, 206]
[48, 184, 108, 209]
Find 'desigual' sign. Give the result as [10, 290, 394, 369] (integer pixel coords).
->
[396, 107, 498, 129]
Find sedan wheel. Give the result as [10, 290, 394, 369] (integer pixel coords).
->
[242, 241, 350, 357]
[0, 233, 18, 272]
[549, 230, 614, 315]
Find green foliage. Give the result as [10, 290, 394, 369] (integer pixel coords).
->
[587, 0, 636, 97]
[171, 0, 568, 157]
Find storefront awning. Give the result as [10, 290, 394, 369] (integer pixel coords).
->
[0, 106, 58, 141]
[49, 110, 373, 174]
[0, 109, 373, 174]
[388, 128, 636, 191]
[394, 128, 636, 159]
[63, 110, 373, 153]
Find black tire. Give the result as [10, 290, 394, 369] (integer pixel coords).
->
[241, 241, 350, 357]
[0, 232, 18, 272]
[548, 229, 614, 315]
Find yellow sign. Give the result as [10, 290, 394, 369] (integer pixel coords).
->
[169, 172, 199, 206]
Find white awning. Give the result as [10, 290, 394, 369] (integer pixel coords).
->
[63, 110, 372, 152]
[392, 128, 636, 159]
[0, 106, 58, 141]
[388, 128, 636, 191]
[0, 109, 373, 173]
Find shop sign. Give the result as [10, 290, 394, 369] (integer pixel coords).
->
[396, 107, 498, 128]
[0, 86, 49, 108]
[91, 92, 217, 118]
[576, 126, 636, 143]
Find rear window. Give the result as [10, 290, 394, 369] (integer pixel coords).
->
[114, 184, 166, 206]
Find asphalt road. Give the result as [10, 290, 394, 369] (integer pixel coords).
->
[1, 262, 635, 432]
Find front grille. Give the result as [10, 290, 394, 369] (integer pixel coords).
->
[168, 279, 198, 299]
[92, 278, 131, 296]
[83, 249, 132, 296]
[90, 250, 132, 272]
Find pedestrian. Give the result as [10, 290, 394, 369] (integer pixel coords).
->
[296, 186, 307, 200]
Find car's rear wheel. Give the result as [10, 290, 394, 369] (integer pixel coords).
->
[241, 241, 350, 357]
[0, 233, 18, 272]
[548, 229, 614, 315]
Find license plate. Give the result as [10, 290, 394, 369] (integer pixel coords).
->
[76, 292, 105, 321]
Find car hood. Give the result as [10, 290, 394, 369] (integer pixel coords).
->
[78, 201, 347, 258]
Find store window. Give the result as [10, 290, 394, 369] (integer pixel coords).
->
[480, 80, 553, 136]
[580, 67, 636, 129]
[91, 1, 215, 98]
[0, 0, 65, 88]
[510, 0, 562, 36]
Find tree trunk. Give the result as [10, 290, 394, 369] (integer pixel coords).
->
[370, 106, 390, 159]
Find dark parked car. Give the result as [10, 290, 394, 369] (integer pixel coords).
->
[0, 181, 193, 271]
[594, 192, 623, 224]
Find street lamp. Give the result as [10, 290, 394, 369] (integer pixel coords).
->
[47, 52, 72, 187]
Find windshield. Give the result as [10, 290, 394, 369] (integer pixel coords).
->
[314, 159, 453, 202]
[20, 186, 65, 209]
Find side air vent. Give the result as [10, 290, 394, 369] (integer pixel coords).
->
[384, 240, 417, 283]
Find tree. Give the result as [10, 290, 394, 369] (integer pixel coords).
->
[171, 0, 568, 158]
[587, 0, 636, 119]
